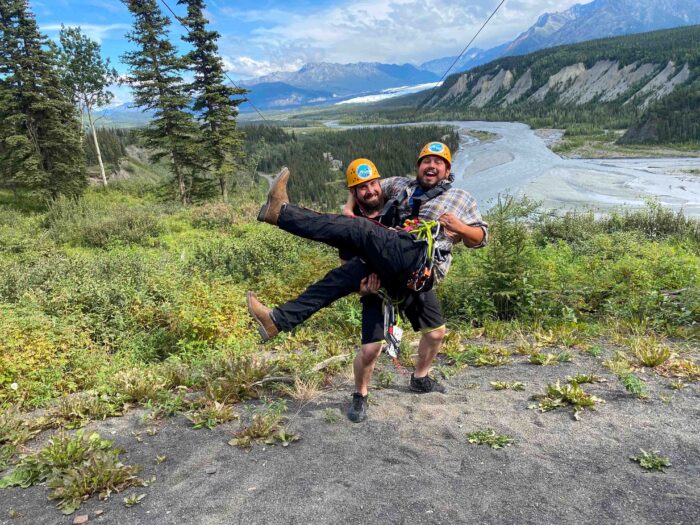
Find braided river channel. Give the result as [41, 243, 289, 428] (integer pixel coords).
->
[326, 120, 700, 217]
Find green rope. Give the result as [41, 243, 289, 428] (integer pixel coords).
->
[403, 219, 440, 263]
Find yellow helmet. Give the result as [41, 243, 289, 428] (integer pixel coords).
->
[346, 158, 381, 188]
[417, 142, 451, 166]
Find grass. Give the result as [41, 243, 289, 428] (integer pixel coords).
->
[186, 401, 238, 430]
[630, 449, 671, 472]
[466, 429, 515, 449]
[629, 337, 672, 367]
[323, 408, 341, 424]
[603, 351, 649, 399]
[49, 392, 125, 429]
[529, 352, 573, 365]
[228, 400, 299, 450]
[0, 407, 46, 469]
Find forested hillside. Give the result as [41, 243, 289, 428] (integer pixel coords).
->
[364, 25, 700, 144]
[243, 124, 459, 210]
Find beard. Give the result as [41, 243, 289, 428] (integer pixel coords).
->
[356, 192, 383, 215]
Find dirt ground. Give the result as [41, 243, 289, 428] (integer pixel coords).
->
[1, 344, 699, 525]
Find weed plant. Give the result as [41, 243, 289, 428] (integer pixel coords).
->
[323, 408, 340, 424]
[228, 400, 299, 449]
[630, 337, 672, 367]
[531, 380, 604, 420]
[0, 431, 143, 514]
[621, 373, 648, 399]
[630, 449, 671, 472]
[446, 345, 512, 367]
[49, 393, 125, 429]
[187, 401, 237, 430]
[466, 429, 515, 449]
[490, 381, 526, 391]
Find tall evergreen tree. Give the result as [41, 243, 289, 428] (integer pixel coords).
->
[0, 0, 85, 197]
[57, 26, 118, 187]
[122, 0, 200, 204]
[179, 0, 247, 202]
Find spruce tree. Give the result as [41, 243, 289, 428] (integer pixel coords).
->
[122, 0, 200, 204]
[57, 26, 119, 187]
[179, 0, 247, 202]
[0, 0, 85, 197]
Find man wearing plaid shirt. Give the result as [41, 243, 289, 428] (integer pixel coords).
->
[247, 142, 487, 413]
[377, 143, 488, 283]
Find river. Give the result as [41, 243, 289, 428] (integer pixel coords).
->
[325, 120, 700, 217]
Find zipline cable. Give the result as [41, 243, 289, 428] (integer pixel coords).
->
[414, 0, 507, 115]
[158, 0, 268, 122]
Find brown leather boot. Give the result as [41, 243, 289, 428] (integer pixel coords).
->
[246, 292, 279, 342]
[257, 167, 290, 225]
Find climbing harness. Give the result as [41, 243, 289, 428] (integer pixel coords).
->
[402, 218, 441, 292]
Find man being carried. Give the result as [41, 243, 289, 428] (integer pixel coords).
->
[247, 143, 488, 418]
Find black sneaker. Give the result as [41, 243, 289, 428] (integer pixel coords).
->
[347, 393, 368, 423]
[410, 373, 447, 394]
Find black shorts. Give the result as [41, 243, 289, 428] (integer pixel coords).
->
[360, 289, 445, 344]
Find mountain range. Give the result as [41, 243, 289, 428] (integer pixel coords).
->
[241, 0, 700, 111]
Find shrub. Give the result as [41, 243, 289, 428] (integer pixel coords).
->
[0, 306, 106, 409]
[190, 202, 237, 229]
[44, 196, 162, 248]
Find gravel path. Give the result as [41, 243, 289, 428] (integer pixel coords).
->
[2, 343, 698, 525]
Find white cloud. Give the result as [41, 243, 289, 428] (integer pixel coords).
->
[42, 23, 130, 43]
[217, 0, 586, 68]
[222, 56, 304, 78]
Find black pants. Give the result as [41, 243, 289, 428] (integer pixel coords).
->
[272, 205, 426, 332]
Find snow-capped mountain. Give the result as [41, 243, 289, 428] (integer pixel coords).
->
[427, 0, 700, 76]
[243, 62, 438, 97]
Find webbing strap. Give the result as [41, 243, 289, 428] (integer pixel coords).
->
[410, 181, 452, 218]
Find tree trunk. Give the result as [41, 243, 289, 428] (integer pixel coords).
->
[86, 106, 107, 186]
[174, 162, 187, 204]
[220, 176, 228, 203]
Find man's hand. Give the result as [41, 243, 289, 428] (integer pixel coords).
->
[438, 212, 464, 241]
[359, 273, 381, 296]
[343, 191, 356, 217]
[438, 212, 485, 246]
[438, 212, 462, 232]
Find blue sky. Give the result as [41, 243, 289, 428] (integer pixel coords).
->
[34, 0, 586, 103]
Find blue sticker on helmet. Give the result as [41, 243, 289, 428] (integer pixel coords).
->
[428, 143, 444, 153]
[356, 164, 372, 179]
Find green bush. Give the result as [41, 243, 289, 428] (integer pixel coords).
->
[44, 195, 162, 248]
[440, 200, 699, 330]
[190, 202, 237, 229]
[189, 224, 335, 287]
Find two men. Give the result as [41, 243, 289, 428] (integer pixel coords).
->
[339, 158, 452, 422]
[247, 142, 488, 421]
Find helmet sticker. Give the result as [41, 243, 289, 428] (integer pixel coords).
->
[428, 142, 444, 153]
[356, 164, 372, 179]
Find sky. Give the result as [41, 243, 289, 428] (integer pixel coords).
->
[33, 0, 589, 104]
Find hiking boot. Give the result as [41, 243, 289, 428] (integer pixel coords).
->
[257, 167, 290, 225]
[246, 292, 279, 342]
[347, 392, 368, 423]
[409, 373, 446, 394]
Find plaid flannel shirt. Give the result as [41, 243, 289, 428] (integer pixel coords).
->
[380, 176, 488, 282]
